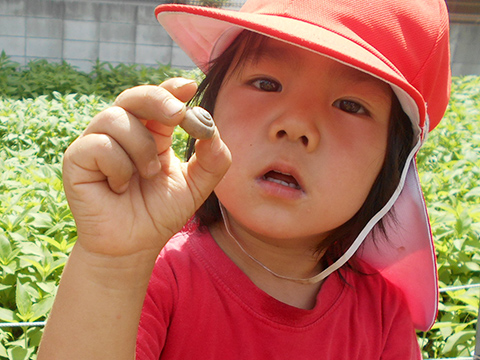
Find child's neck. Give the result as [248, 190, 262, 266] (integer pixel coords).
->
[209, 221, 325, 310]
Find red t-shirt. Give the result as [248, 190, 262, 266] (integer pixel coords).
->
[136, 227, 421, 359]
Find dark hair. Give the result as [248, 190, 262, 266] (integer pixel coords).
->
[187, 31, 414, 268]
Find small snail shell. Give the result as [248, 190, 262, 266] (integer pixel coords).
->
[179, 106, 215, 140]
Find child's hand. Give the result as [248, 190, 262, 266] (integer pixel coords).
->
[62, 78, 231, 259]
[38, 78, 231, 360]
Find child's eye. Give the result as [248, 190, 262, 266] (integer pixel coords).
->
[250, 78, 282, 92]
[333, 99, 368, 115]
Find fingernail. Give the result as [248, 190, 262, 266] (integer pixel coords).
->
[174, 78, 196, 89]
[164, 98, 184, 118]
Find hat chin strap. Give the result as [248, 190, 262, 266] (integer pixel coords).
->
[219, 136, 422, 285]
[219, 201, 325, 285]
[309, 136, 423, 283]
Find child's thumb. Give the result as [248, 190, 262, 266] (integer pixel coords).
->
[185, 128, 232, 206]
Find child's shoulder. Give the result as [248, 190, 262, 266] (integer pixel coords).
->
[345, 259, 410, 308]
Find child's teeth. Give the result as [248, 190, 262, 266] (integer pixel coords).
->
[266, 177, 298, 189]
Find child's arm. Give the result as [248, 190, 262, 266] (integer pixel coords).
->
[37, 78, 231, 360]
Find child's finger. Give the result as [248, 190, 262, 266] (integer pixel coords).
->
[83, 106, 162, 179]
[185, 128, 232, 205]
[113, 78, 197, 129]
[63, 133, 135, 195]
[112, 80, 198, 155]
[158, 77, 198, 103]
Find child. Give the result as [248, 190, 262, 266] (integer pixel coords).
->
[37, 0, 451, 359]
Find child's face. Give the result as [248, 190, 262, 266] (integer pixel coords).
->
[213, 38, 392, 247]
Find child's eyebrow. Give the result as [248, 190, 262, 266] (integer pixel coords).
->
[250, 42, 383, 85]
[247, 40, 392, 100]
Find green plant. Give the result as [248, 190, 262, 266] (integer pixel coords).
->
[0, 53, 200, 101]
[0, 93, 104, 358]
[88, 60, 190, 100]
[0, 92, 189, 358]
[0, 52, 20, 98]
[417, 75, 480, 359]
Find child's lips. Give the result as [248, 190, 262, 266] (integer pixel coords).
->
[261, 170, 303, 191]
[263, 170, 301, 190]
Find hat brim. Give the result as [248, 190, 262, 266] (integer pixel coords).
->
[156, 4, 427, 133]
[359, 158, 438, 331]
[156, 4, 438, 331]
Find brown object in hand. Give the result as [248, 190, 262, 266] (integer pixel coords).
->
[180, 106, 215, 140]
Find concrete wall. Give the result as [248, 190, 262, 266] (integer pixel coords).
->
[0, 0, 195, 71]
[450, 23, 480, 76]
[0, 0, 479, 76]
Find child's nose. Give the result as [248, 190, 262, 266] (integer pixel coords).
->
[267, 108, 321, 153]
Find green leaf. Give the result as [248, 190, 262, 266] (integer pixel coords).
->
[7, 346, 29, 360]
[0, 234, 12, 260]
[15, 281, 32, 321]
[443, 330, 476, 354]
[31, 297, 54, 321]
[0, 342, 7, 358]
[28, 213, 53, 229]
[0, 308, 15, 322]
[465, 186, 480, 198]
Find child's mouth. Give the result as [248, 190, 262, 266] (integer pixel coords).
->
[263, 170, 301, 190]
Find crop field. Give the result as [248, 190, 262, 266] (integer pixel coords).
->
[0, 56, 479, 359]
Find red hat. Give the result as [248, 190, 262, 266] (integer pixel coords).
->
[155, 0, 451, 331]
